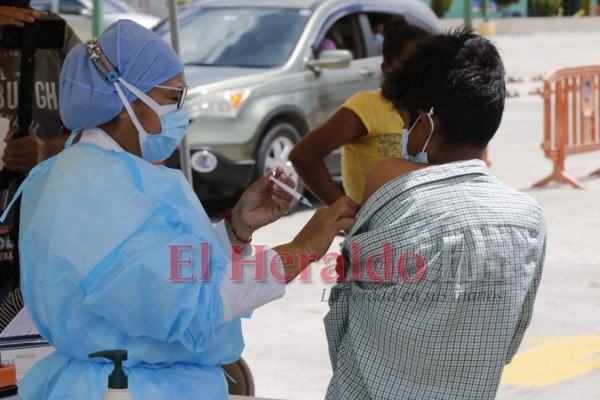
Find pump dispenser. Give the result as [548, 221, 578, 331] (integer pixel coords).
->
[89, 349, 133, 400]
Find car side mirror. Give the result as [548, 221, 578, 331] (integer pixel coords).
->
[306, 49, 352, 72]
[79, 8, 92, 17]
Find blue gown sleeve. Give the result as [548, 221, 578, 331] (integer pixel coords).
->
[20, 146, 232, 354]
[79, 203, 229, 352]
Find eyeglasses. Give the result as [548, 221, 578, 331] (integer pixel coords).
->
[156, 85, 188, 109]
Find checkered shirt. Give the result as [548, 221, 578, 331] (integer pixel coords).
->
[324, 160, 546, 400]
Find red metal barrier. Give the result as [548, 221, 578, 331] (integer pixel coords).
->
[533, 65, 600, 188]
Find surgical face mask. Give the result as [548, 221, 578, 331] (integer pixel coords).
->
[401, 107, 435, 164]
[114, 78, 189, 162]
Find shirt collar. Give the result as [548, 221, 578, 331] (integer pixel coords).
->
[78, 127, 124, 152]
[347, 159, 489, 238]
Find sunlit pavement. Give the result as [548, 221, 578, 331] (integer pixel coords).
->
[237, 31, 600, 400]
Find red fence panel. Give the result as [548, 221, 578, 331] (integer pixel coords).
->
[533, 65, 600, 188]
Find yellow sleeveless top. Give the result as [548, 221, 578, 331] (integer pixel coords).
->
[341, 90, 404, 203]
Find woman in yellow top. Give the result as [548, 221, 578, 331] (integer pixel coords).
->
[290, 18, 432, 205]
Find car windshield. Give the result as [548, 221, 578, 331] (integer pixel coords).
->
[155, 7, 310, 68]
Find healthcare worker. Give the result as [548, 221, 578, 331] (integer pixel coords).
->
[10, 21, 358, 399]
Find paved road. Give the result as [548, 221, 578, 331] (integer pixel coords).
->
[239, 31, 600, 400]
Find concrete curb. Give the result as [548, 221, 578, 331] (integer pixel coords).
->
[441, 16, 600, 34]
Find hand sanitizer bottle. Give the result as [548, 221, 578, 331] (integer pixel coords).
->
[89, 349, 133, 400]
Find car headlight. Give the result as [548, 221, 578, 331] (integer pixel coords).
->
[187, 89, 250, 118]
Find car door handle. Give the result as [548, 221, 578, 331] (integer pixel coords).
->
[360, 68, 374, 78]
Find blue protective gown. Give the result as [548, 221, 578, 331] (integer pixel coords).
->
[18, 143, 244, 399]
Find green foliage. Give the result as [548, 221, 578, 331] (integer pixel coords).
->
[531, 0, 562, 16]
[581, 0, 591, 15]
[431, 0, 453, 18]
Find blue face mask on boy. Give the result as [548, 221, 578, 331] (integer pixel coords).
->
[401, 107, 435, 163]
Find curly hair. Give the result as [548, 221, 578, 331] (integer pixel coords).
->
[382, 28, 506, 149]
[382, 17, 432, 65]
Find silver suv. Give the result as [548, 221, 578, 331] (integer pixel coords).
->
[155, 0, 441, 201]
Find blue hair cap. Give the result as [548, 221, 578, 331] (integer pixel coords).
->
[60, 20, 184, 130]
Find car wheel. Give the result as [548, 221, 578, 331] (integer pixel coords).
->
[256, 122, 304, 212]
